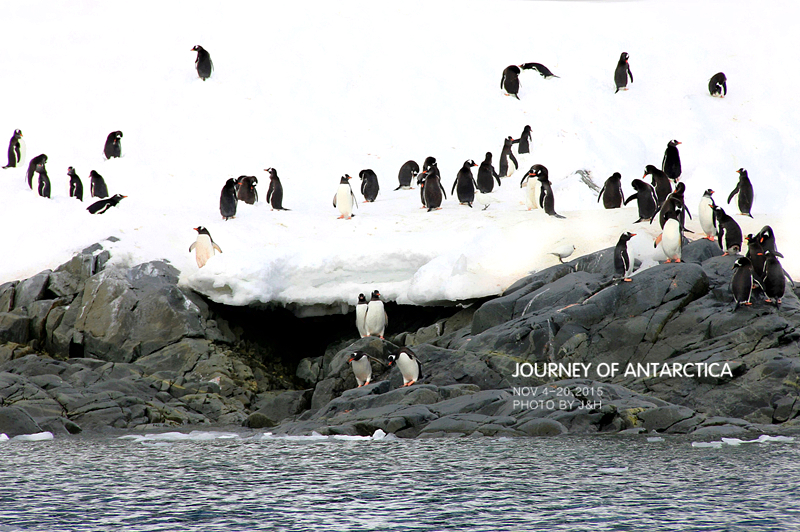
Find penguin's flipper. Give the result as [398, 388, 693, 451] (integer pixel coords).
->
[628, 66, 633, 82]
[551, 213, 566, 219]
[727, 185, 739, 204]
[351, 190, 358, 208]
[597, 184, 606, 203]
[451, 180, 457, 196]
[189, 242, 196, 252]
[623, 193, 638, 206]
[717, 226, 725, 250]
[213, 243, 223, 253]
[784, 268, 796, 288]
[254, 189, 259, 203]
[332, 194, 337, 208]
[510, 152, 519, 171]
[366, 354, 387, 367]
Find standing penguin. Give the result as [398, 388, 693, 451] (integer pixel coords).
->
[364, 290, 388, 339]
[757, 226, 779, 256]
[87, 194, 126, 214]
[535, 165, 565, 219]
[713, 206, 742, 254]
[26, 154, 47, 189]
[730, 257, 760, 310]
[698, 189, 717, 241]
[396, 160, 419, 190]
[355, 293, 368, 338]
[745, 234, 766, 279]
[614, 52, 633, 93]
[35, 162, 50, 198]
[614, 232, 636, 281]
[656, 182, 692, 230]
[498, 136, 518, 177]
[189, 226, 222, 268]
[387, 347, 423, 387]
[624, 179, 658, 223]
[264, 168, 289, 210]
[597, 172, 625, 209]
[347, 351, 376, 388]
[452, 159, 478, 207]
[476, 152, 501, 193]
[191, 45, 213, 80]
[520, 166, 541, 211]
[708, 72, 727, 97]
[516, 125, 533, 154]
[333, 174, 357, 219]
[501, 65, 522, 99]
[89, 170, 109, 198]
[662, 140, 682, 182]
[419, 157, 437, 206]
[68, 167, 83, 201]
[423, 164, 447, 211]
[644, 165, 672, 206]
[656, 208, 683, 263]
[103, 131, 122, 159]
[3, 129, 24, 169]
[520, 62, 559, 79]
[727, 168, 754, 218]
[762, 250, 793, 307]
[236, 176, 258, 204]
[220, 178, 238, 220]
[359, 169, 380, 202]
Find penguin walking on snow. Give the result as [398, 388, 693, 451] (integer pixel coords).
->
[423, 164, 446, 211]
[359, 169, 380, 202]
[35, 162, 50, 198]
[614, 232, 636, 281]
[498, 136, 518, 177]
[520, 165, 542, 211]
[236, 176, 258, 204]
[333, 174, 357, 219]
[365, 290, 388, 338]
[3, 129, 24, 168]
[655, 208, 683, 263]
[477, 152, 501, 193]
[396, 160, 419, 190]
[624, 179, 658, 223]
[520, 62, 559, 79]
[731, 257, 760, 310]
[87, 194, 126, 214]
[516, 125, 533, 154]
[452, 159, 478, 207]
[68, 167, 83, 201]
[192, 45, 213, 80]
[348, 351, 380, 388]
[727, 168, 754, 218]
[89, 170, 109, 198]
[189, 226, 222, 268]
[644, 165, 672, 206]
[103, 131, 122, 159]
[662, 140, 682, 182]
[535, 165, 565, 218]
[713, 206, 742, 255]
[419, 157, 438, 207]
[709, 72, 727, 97]
[220, 178, 238, 220]
[597, 172, 625, 209]
[501, 65, 522, 99]
[355, 294, 368, 338]
[614, 52, 633, 93]
[264, 168, 289, 210]
[698, 189, 717, 241]
[388, 347, 423, 387]
[26, 154, 47, 189]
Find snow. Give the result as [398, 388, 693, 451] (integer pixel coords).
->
[2, 1, 799, 313]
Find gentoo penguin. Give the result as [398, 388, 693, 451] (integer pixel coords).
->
[419, 157, 438, 207]
[698, 189, 717, 241]
[348, 351, 375, 387]
[713, 206, 742, 254]
[516, 125, 533, 154]
[597, 172, 625, 209]
[727, 168, 754, 218]
[35, 162, 50, 198]
[745, 234, 766, 279]
[708, 72, 727, 97]
[89, 170, 109, 198]
[264, 168, 290, 210]
[614, 232, 636, 281]
[501, 65, 522, 99]
[498, 136, 518, 177]
[655, 208, 683, 263]
[520, 166, 541, 210]
[731, 257, 760, 310]
[762, 250, 793, 307]
[614, 52, 633, 93]
[333, 174, 357, 219]
[624, 179, 658, 223]
[452, 159, 478, 207]
[87, 194, 126, 214]
[536, 165, 565, 218]
[662, 140, 682, 182]
[364, 290, 388, 339]
[396, 160, 419, 190]
[520, 62, 559, 79]
[387, 347, 422, 387]
[656, 182, 692, 230]
[192, 45, 213, 80]
[644, 165, 672, 206]
[423, 164, 446, 211]
[3, 129, 24, 168]
[476, 152, 501, 193]
[220, 178, 238, 220]
[359, 169, 380, 202]
[68, 167, 83, 201]
[26, 154, 47, 189]
[757, 226, 779, 256]
[236, 175, 258, 204]
[189, 226, 222, 268]
[550, 244, 575, 264]
[103, 131, 122, 159]
[355, 293, 368, 338]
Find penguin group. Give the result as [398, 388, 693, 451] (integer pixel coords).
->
[355, 290, 388, 339]
[731, 226, 794, 309]
[347, 347, 422, 389]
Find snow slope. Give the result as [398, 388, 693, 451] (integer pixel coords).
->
[1, 1, 799, 313]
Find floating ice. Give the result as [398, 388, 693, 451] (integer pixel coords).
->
[0, 433, 8, 442]
[692, 441, 724, 448]
[11, 432, 54, 442]
[597, 467, 629, 474]
[120, 431, 242, 443]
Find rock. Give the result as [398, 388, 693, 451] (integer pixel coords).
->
[638, 405, 697, 432]
[249, 389, 313, 425]
[0, 312, 30, 344]
[0, 405, 43, 437]
[515, 418, 569, 436]
[0, 282, 16, 313]
[12, 271, 51, 311]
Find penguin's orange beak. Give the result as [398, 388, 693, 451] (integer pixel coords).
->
[348, 357, 354, 363]
[631, 233, 637, 236]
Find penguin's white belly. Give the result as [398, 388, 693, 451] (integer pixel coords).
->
[351, 357, 372, 386]
[365, 301, 386, 337]
[193, 234, 216, 268]
[397, 355, 420, 384]
[661, 219, 682, 260]
[17, 139, 26, 166]
[355, 304, 368, 338]
[524, 178, 540, 209]
[336, 185, 353, 217]
[698, 198, 716, 237]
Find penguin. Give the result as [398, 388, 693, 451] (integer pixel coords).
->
[3, 129, 24, 168]
[103, 131, 122, 159]
[189, 226, 223, 268]
[26, 154, 47, 189]
[655, 208, 683, 263]
[89, 170, 109, 198]
[498, 136, 518, 177]
[730, 257, 760, 310]
[708, 72, 727, 97]
[727, 168, 754, 218]
[333, 174, 357, 219]
[662, 140, 682, 182]
[501, 65, 521, 99]
[614, 52, 633, 93]
[745, 234, 766, 280]
[713, 206, 742, 254]
[614, 232, 637, 281]
[364, 289, 387, 338]
[535, 165, 565, 219]
[698, 189, 717, 241]
[192, 45, 213, 80]
[624, 179, 658, 223]
[355, 293, 368, 338]
[757, 226, 779, 256]
[516, 125, 533, 155]
[762, 250, 794, 307]
[264, 168, 289, 210]
[396, 160, 419, 190]
[220, 178, 238, 220]
[235, 176, 258, 204]
[35, 162, 50, 198]
[597, 172, 625, 209]
[656, 182, 692, 230]
[520, 62, 559, 79]
[550, 244, 575, 264]
[452, 159, 478, 207]
[87, 194, 126, 214]
[68, 167, 83, 201]
[520, 166, 541, 211]
[644, 165, 672, 206]
[419, 157, 437, 206]
[348, 351, 375, 387]
[476, 152, 501, 193]
[387, 347, 423, 387]
[359, 169, 380, 202]
[422, 164, 446, 211]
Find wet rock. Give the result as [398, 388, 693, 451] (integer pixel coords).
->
[0, 405, 43, 437]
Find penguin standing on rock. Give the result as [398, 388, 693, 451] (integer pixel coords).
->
[236, 176, 258, 204]
[498, 136, 518, 177]
[655, 208, 683, 263]
[395, 160, 419, 190]
[333, 174, 357, 219]
[762, 250, 793, 307]
[103, 131, 122, 159]
[698, 189, 717, 241]
[87, 194, 126, 214]
[192, 45, 213, 80]
[26, 154, 47, 189]
[757, 226, 779, 256]
[388, 347, 423, 387]
[727, 168, 754, 218]
[452, 160, 478, 207]
[624, 179, 658, 223]
[3, 129, 24, 168]
[364, 290, 388, 338]
[501, 65, 522, 99]
[89, 170, 109, 198]
[614, 52, 633, 93]
[644, 165, 672, 206]
[731, 257, 760, 310]
[348, 351, 379, 388]
[662, 140, 682, 182]
[713, 206, 742, 255]
[265, 168, 289, 210]
[359, 169, 380, 202]
[597, 172, 625, 209]
[516, 125, 533, 154]
[709, 72, 727, 97]
[656, 182, 692, 230]
[189, 226, 222, 268]
[477, 152, 501, 193]
[614, 232, 636, 281]
[745, 234, 767, 279]
[423, 164, 446, 211]
[35, 162, 50, 198]
[68, 167, 83, 201]
[220, 178, 238, 220]
[535, 165, 565, 218]
[355, 294, 368, 338]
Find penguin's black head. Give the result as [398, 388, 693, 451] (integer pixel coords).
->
[339, 175, 350, 184]
[348, 351, 367, 364]
[386, 353, 396, 367]
[423, 157, 436, 170]
[109, 194, 127, 205]
[483, 152, 492, 162]
[14, 129, 22, 137]
[704, 189, 714, 196]
[194, 226, 211, 236]
[620, 231, 636, 243]
[668, 139, 681, 147]
[192, 45, 205, 53]
[371, 289, 381, 300]
[675, 182, 686, 193]
[737, 168, 747, 176]
[758, 226, 774, 243]
[359, 169, 373, 180]
[611, 172, 621, 180]
[619, 52, 629, 62]
[733, 256, 751, 269]
[464, 159, 476, 168]
[357, 293, 367, 304]
[644, 165, 658, 175]
[523, 125, 531, 133]
[67, 166, 75, 175]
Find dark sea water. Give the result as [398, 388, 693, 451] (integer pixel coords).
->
[1, 430, 798, 531]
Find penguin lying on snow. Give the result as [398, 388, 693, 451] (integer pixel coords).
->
[103, 131, 122, 159]
[388, 347, 423, 387]
[192, 45, 213, 80]
[520, 62, 559, 79]
[87, 194, 126, 214]
[708, 72, 727, 97]
[727, 168, 754, 218]
[333, 174, 357, 219]
[189, 226, 222, 268]
[3, 129, 24, 169]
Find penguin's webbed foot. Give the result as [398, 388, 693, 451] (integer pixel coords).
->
[623, 278, 633, 282]
[665, 259, 672, 263]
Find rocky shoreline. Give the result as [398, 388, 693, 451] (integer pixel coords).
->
[1, 238, 799, 439]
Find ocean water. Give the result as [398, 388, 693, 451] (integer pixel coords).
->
[0, 431, 798, 532]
